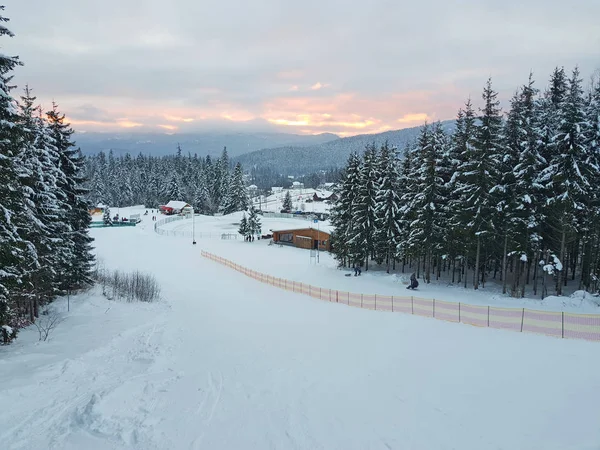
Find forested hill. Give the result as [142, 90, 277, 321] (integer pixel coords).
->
[75, 131, 339, 159]
[235, 121, 455, 175]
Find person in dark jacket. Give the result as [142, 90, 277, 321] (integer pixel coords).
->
[407, 273, 419, 290]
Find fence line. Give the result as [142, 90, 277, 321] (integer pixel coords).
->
[201, 250, 600, 342]
[153, 216, 238, 240]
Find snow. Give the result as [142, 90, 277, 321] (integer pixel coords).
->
[2, 207, 600, 449]
[252, 188, 334, 214]
[1, 324, 12, 334]
[164, 200, 189, 210]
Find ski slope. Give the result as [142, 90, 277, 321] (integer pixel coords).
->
[1, 208, 599, 450]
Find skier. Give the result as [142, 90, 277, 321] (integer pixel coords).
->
[406, 273, 419, 290]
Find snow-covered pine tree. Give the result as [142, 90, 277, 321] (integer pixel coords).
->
[282, 190, 293, 212]
[218, 147, 231, 213]
[238, 214, 249, 240]
[330, 153, 361, 267]
[455, 79, 503, 289]
[166, 174, 183, 201]
[407, 123, 448, 283]
[581, 75, 600, 289]
[0, 9, 33, 340]
[103, 207, 113, 226]
[350, 144, 378, 270]
[222, 162, 247, 214]
[506, 74, 545, 296]
[538, 67, 590, 295]
[374, 142, 401, 273]
[247, 207, 262, 240]
[47, 102, 95, 291]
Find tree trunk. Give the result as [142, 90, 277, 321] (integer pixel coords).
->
[452, 257, 456, 284]
[557, 230, 566, 296]
[532, 250, 539, 295]
[571, 239, 579, 281]
[511, 254, 521, 298]
[474, 236, 481, 290]
[502, 234, 508, 294]
[463, 254, 468, 289]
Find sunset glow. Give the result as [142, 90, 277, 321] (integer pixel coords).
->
[10, 1, 596, 137]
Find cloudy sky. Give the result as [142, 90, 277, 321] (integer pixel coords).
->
[3, 0, 599, 136]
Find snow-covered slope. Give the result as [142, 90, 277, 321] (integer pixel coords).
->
[1, 210, 599, 450]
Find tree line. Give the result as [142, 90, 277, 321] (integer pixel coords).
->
[331, 67, 600, 299]
[0, 8, 94, 344]
[84, 146, 248, 215]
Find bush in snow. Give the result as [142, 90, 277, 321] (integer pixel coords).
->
[96, 267, 161, 303]
[33, 311, 63, 342]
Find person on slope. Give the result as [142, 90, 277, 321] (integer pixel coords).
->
[407, 273, 419, 290]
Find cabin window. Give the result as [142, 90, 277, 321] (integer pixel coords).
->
[280, 233, 293, 243]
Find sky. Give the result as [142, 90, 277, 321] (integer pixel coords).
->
[3, 0, 600, 137]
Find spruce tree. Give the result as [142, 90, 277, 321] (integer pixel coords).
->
[350, 144, 378, 270]
[455, 80, 503, 289]
[238, 214, 249, 239]
[103, 207, 113, 226]
[282, 190, 293, 211]
[374, 142, 401, 273]
[222, 162, 247, 214]
[247, 207, 262, 240]
[330, 153, 361, 267]
[47, 102, 95, 290]
[539, 68, 590, 295]
[408, 123, 448, 282]
[0, 9, 29, 338]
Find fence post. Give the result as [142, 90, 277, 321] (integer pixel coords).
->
[375, 294, 377, 310]
[320, 287, 322, 299]
[562, 311, 564, 338]
[411, 296, 414, 314]
[520, 308, 525, 332]
[433, 299, 435, 318]
[391, 296, 394, 312]
[458, 302, 461, 323]
[361, 294, 363, 308]
[336, 290, 339, 303]
[487, 306, 490, 327]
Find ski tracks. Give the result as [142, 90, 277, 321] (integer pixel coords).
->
[190, 370, 224, 450]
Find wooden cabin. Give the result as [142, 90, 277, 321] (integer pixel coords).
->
[271, 227, 331, 251]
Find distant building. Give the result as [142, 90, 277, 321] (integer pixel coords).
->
[291, 181, 304, 189]
[272, 187, 284, 194]
[271, 227, 331, 251]
[313, 192, 338, 202]
[318, 182, 336, 190]
[248, 184, 259, 196]
[159, 200, 191, 215]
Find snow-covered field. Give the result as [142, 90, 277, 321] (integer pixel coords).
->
[2, 207, 600, 450]
[252, 188, 333, 214]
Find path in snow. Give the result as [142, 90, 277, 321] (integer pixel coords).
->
[1, 212, 600, 449]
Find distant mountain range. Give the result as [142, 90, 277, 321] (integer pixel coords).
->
[74, 131, 339, 158]
[75, 121, 456, 175]
[234, 121, 455, 175]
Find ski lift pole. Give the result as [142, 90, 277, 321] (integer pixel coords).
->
[314, 218, 320, 263]
[192, 206, 196, 245]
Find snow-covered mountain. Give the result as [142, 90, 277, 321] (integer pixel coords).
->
[235, 121, 455, 175]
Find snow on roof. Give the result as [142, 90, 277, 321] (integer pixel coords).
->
[165, 200, 190, 209]
[270, 225, 333, 235]
[96, 203, 107, 208]
[248, 184, 258, 189]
